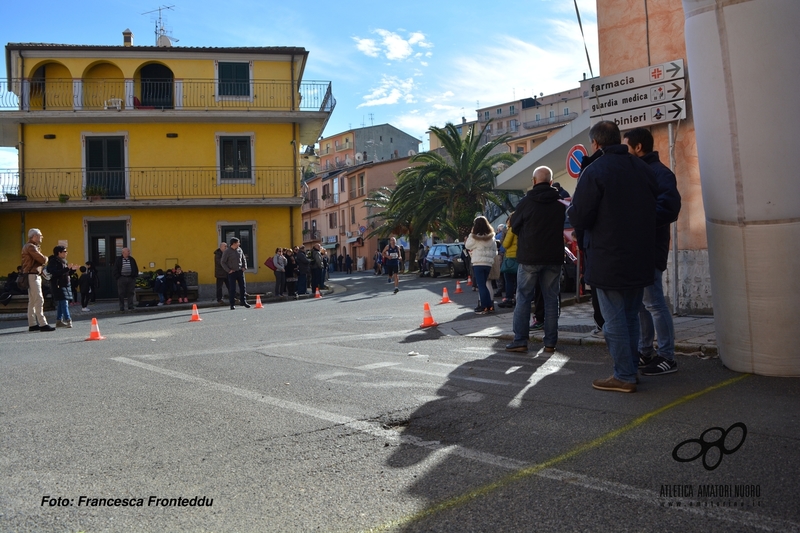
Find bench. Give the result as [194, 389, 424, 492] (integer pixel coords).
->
[135, 286, 199, 305]
[0, 293, 55, 314]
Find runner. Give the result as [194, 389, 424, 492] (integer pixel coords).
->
[382, 237, 401, 294]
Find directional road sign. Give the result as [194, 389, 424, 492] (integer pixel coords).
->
[589, 79, 686, 116]
[566, 144, 588, 179]
[597, 100, 686, 130]
[581, 59, 685, 99]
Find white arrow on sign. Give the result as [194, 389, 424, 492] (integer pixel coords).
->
[590, 100, 686, 130]
[589, 79, 685, 117]
[580, 59, 685, 99]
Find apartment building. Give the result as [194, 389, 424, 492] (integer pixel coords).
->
[0, 33, 334, 297]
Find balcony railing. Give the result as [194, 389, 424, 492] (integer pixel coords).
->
[523, 112, 579, 130]
[303, 230, 322, 242]
[0, 78, 335, 112]
[0, 167, 297, 202]
[334, 141, 352, 152]
[302, 197, 320, 211]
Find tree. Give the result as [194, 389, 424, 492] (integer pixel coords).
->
[395, 121, 521, 240]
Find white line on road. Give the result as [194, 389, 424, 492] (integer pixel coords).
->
[110, 356, 796, 532]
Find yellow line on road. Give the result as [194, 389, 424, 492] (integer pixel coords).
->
[365, 373, 750, 532]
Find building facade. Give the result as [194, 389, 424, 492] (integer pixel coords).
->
[317, 124, 419, 172]
[0, 34, 334, 298]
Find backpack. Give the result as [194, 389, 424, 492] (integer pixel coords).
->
[41, 257, 53, 281]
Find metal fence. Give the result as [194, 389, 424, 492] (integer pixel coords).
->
[0, 78, 335, 112]
[0, 167, 299, 201]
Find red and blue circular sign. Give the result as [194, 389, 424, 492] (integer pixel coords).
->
[566, 144, 588, 179]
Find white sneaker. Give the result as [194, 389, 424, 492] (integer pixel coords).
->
[157, 302, 164, 306]
[81, 307, 90, 312]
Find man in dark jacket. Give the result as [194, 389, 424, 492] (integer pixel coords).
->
[624, 128, 682, 376]
[220, 237, 250, 309]
[294, 245, 310, 295]
[113, 247, 139, 312]
[505, 165, 566, 354]
[214, 242, 229, 304]
[568, 120, 658, 393]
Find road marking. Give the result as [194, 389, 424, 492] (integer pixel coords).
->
[355, 362, 403, 370]
[110, 358, 787, 532]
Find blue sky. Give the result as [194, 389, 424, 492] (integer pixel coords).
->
[0, 0, 598, 168]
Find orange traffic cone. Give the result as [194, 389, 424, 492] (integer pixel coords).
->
[467, 276, 473, 286]
[255, 295, 264, 309]
[189, 304, 202, 322]
[440, 287, 452, 304]
[85, 317, 106, 341]
[455, 281, 463, 294]
[420, 302, 439, 328]
[315, 288, 322, 299]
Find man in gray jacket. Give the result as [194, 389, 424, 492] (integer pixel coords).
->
[220, 237, 250, 309]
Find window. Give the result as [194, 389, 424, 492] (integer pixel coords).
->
[218, 62, 250, 97]
[564, 107, 570, 115]
[349, 176, 357, 199]
[484, 111, 489, 120]
[549, 110, 555, 118]
[85, 136, 126, 199]
[510, 105, 516, 114]
[219, 135, 252, 181]
[340, 177, 346, 192]
[516, 146, 525, 154]
[329, 212, 338, 228]
[358, 173, 365, 196]
[535, 113, 541, 121]
[496, 108, 502, 115]
[350, 206, 356, 225]
[390, 137, 393, 143]
[220, 225, 254, 270]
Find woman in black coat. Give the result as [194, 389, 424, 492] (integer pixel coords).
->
[47, 245, 78, 327]
[284, 250, 298, 299]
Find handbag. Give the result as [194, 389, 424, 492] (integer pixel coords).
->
[264, 256, 276, 271]
[17, 274, 29, 291]
[488, 255, 502, 280]
[501, 256, 518, 275]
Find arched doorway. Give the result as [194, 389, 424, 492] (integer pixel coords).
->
[140, 64, 173, 109]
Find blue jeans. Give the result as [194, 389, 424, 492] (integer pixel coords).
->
[56, 299, 71, 322]
[503, 271, 517, 300]
[472, 265, 492, 309]
[297, 272, 308, 294]
[596, 287, 645, 384]
[639, 268, 675, 360]
[512, 264, 560, 347]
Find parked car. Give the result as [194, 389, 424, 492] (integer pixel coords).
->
[426, 243, 467, 278]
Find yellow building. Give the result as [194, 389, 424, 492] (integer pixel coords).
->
[0, 33, 334, 298]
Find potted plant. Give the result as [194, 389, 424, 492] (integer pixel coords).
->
[84, 185, 106, 201]
[302, 228, 310, 236]
[321, 193, 331, 201]
[58, 194, 69, 203]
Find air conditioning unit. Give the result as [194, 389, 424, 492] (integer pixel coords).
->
[346, 231, 352, 237]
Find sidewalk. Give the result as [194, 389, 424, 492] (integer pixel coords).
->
[438, 298, 718, 356]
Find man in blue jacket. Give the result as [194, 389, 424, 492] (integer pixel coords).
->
[624, 128, 682, 376]
[568, 121, 658, 393]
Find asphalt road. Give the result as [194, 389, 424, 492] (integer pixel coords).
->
[1, 272, 799, 532]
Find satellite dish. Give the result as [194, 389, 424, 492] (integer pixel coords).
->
[345, 156, 352, 165]
[355, 153, 363, 162]
[407, 149, 416, 156]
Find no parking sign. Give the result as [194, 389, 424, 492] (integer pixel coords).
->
[566, 144, 588, 179]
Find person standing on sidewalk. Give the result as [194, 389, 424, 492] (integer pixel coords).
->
[47, 245, 79, 328]
[20, 228, 55, 332]
[113, 248, 139, 312]
[624, 127, 682, 376]
[294, 245, 310, 295]
[465, 217, 498, 313]
[568, 121, 658, 393]
[505, 166, 565, 353]
[221, 237, 250, 309]
[214, 242, 229, 304]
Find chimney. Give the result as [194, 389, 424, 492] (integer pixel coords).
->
[123, 29, 133, 47]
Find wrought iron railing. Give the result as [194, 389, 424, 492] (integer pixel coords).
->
[303, 230, 321, 242]
[0, 167, 298, 202]
[0, 78, 335, 112]
[523, 112, 579, 130]
[301, 198, 320, 211]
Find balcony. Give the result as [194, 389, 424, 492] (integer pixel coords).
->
[334, 141, 352, 152]
[1, 78, 334, 112]
[303, 230, 322, 243]
[302, 197, 320, 211]
[523, 112, 579, 130]
[0, 166, 298, 203]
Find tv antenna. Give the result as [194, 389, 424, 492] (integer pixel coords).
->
[142, 5, 179, 46]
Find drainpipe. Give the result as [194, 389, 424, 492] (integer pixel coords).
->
[290, 54, 297, 247]
[669, 122, 678, 315]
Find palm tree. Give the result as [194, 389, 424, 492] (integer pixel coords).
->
[397, 121, 521, 240]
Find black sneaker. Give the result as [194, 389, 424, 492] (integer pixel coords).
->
[393, 288, 399, 294]
[28, 325, 40, 332]
[640, 356, 678, 376]
[531, 320, 544, 330]
[638, 352, 654, 368]
[242, 302, 251, 308]
[505, 343, 528, 352]
[39, 324, 56, 332]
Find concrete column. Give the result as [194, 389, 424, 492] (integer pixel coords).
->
[682, 0, 800, 375]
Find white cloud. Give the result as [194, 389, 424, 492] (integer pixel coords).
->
[0, 148, 18, 170]
[358, 75, 416, 108]
[353, 29, 432, 63]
